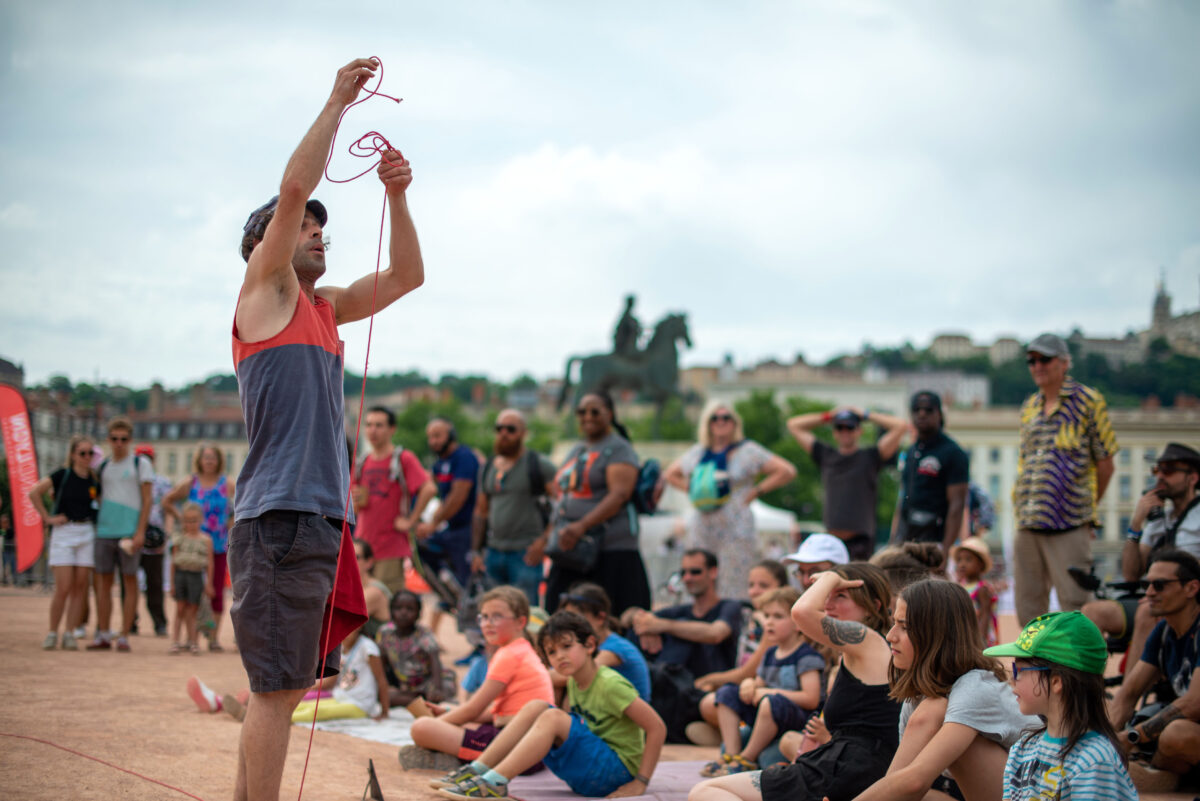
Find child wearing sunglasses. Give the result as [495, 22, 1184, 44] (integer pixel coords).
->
[985, 611, 1137, 800]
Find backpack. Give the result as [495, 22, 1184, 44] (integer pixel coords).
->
[687, 442, 743, 514]
[354, 446, 411, 515]
[647, 661, 706, 743]
[632, 459, 661, 515]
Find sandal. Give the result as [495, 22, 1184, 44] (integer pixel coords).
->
[169, 642, 182, 655]
[724, 754, 758, 774]
[209, 641, 225, 653]
[189, 642, 201, 656]
[699, 755, 731, 778]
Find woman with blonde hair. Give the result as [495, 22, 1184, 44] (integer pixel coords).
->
[163, 442, 233, 651]
[664, 401, 796, 598]
[28, 435, 100, 650]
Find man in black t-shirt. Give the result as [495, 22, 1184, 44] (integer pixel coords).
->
[894, 391, 969, 552]
[620, 548, 743, 677]
[787, 406, 908, 560]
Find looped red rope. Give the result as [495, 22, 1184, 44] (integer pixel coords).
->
[324, 56, 403, 183]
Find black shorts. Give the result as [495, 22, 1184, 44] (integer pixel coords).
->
[761, 735, 894, 801]
[229, 511, 341, 693]
[173, 569, 205, 605]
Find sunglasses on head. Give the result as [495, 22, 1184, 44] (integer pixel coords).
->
[1026, 354, 1055, 366]
[710, 414, 734, 423]
[1140, 577, 1183, 592]
[494, 424, 519, 434]
[575, 407, 603, 417]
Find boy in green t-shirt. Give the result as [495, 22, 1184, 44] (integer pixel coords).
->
[433, 611, 667, 799]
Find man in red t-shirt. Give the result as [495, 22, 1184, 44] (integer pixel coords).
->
[352, 406, 437, 592]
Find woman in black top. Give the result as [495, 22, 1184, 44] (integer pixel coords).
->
[689, 563, 899, 801]
[28, 435, 101, 651]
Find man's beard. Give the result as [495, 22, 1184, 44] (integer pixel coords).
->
[494, 438, 521, 457]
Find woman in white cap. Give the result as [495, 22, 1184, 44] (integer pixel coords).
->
[664, 401, 796, 599]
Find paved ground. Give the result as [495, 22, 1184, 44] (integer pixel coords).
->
[0, 585, 1190, 800]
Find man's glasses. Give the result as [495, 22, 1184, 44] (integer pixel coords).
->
[682, 568, 707, 576]
[1011, 662, 1051, 679]
[1140, 577, 1183, 592]
[477, 613, 514, 625]
[575, 408, 603, 417]
[710, 414, 734, 423]
[911, 406, 936, 415]
[1026, 355, 1055, 366]
[109, 435, 130, 442]
[494, 424, 519, 434]
[834, 425, 857, 432]
[1151, 463, 1190, 477]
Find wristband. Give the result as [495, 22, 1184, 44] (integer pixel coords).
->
[635, 774, 651, 785]
[1126, 527, 1142, 542]
[821, 411, 832, 422]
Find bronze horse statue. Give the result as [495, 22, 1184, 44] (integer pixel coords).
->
[557, 313, 692, 435]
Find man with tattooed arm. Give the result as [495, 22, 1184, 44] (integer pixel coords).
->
[1109, 548, 1200, 792]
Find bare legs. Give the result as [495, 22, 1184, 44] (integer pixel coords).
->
[233, 687, 307, 801]
[94, 571, 114, 633]
[49, 565, 90, 633]
[470, 701, 570, 780]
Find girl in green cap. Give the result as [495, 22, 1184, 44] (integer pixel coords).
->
[984, 611, 1137, 800]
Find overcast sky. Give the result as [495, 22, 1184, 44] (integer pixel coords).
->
[2, 1, 1198, 389]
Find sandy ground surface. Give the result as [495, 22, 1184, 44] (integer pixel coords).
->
[0, 585, 1190, 800]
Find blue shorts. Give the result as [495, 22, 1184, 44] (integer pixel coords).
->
[542, 713, 634, 797]
[714, 684, 812, 732]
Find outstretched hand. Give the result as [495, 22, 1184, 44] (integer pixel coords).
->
[329, 58, 379, 107]
[377, 149, 412, 195]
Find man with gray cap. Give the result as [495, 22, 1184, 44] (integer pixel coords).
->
[1013, 333, 1117, 626]
[1084, 443, 1200, 674]
[231, 58, 425, 801]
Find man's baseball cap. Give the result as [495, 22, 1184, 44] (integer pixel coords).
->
[243, 195, 329, 238]
[983, 611, 1107, 675]
[1153, 442, 1200, 470]
[783, 533, 849, 566]
[832, 410, 861, 428]
[1026, 333, 1069, 359]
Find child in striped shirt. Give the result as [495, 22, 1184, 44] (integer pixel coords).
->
[985, 611, 1137, 801]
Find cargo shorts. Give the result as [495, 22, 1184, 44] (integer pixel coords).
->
[229, 510, 341, 693]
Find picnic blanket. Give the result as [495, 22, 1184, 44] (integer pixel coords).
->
[292, 706, 416, 746]
[509, 760, 706, 801]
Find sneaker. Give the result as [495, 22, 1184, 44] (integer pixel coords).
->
[436, 775, 508, 799]
[73, 626, 87, 639]
[86, 636, 111, 651]
[221, 693, 246, 722]
[398, 745, 463, 772]
[61, 632, 78, 651]
[42, 632, 58, 650]
[155, 626, 168, 638]
[186, 677, 220, 713]
[430, 763, 483, 789]
[685, 720, 723, 747]
[115, 637, 132, 652]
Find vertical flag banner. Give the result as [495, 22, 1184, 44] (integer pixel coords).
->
[0, 383, 42, 570]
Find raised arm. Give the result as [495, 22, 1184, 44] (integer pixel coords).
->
[320, 148, 424, 324]
[868, 410, 909, 462]
[785, 412, 827, 454]
[792, 572, 890, 678]
[239, 59, 379, 323]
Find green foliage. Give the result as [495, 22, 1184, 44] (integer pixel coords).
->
[626, 397, 695, 442]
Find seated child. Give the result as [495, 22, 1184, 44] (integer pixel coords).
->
[702, 586, 824, 776]
[377, 590, 455, 706]
[431, 610, 667, 799]
[291, 624, 389, 723]
[406, 586, 555, 770]
[986, 611, 1137, 801]
[558, 582, 651, 700]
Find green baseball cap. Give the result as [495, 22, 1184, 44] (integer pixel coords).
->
[983, 611, 1107, 675]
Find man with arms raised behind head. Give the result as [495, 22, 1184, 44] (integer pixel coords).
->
[231, 58, 424, 801]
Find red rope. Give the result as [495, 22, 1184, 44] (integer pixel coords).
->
[297, 55, 401, 801]
[0, 732, 207, 800]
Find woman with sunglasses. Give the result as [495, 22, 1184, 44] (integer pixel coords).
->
[664, 401, 796, 599]
[29, 435, 101, 650]
[546, 391, 651, 617]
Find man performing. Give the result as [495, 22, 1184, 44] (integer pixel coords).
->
[230, 58, 424, 801]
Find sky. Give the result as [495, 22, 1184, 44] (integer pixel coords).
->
[2, 1, 1198, 389]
